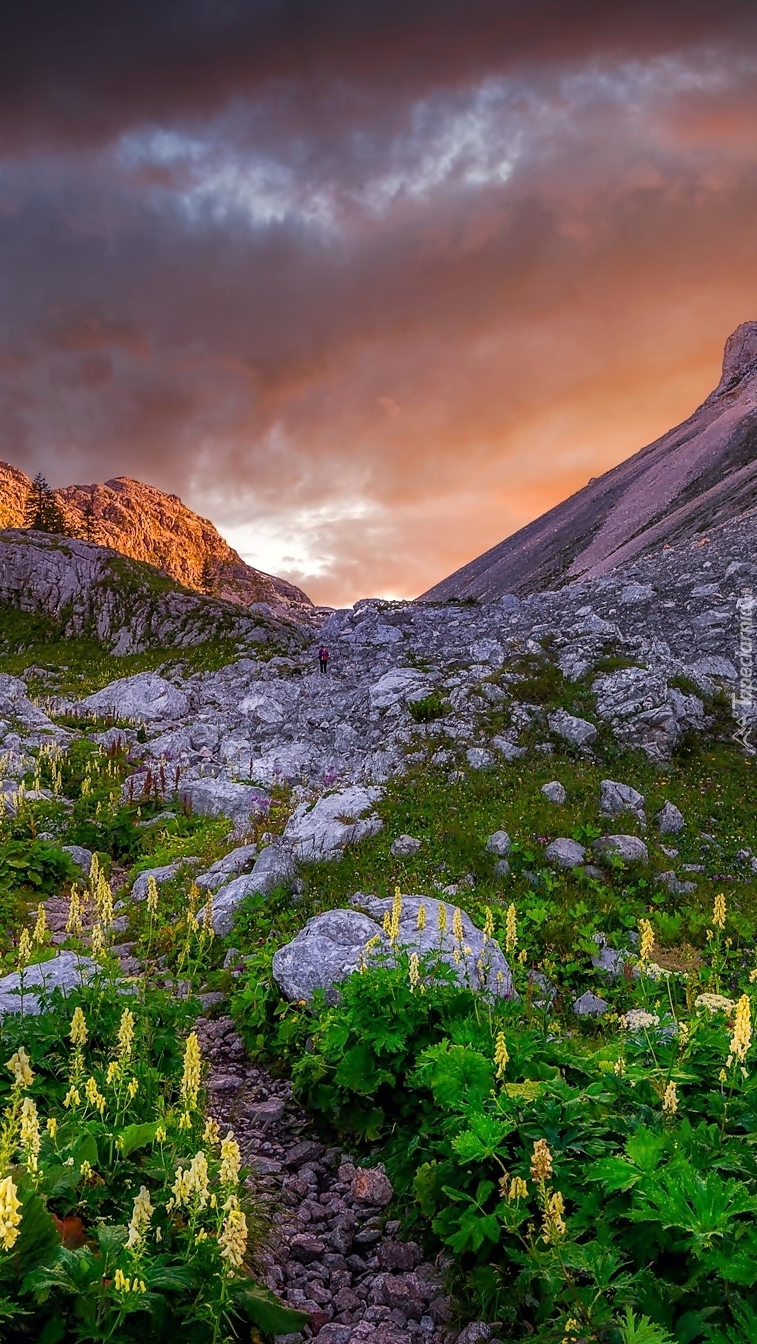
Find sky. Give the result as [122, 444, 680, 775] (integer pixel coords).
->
[2, 2, 757, 606]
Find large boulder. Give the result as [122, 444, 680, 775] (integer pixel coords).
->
[195, 843, 258, 891]
[0, 952, 97, 1018]
[600, 779, 645, 820]
[656, 801, 685, 835]
[353, 894, 515, 998]
[485, 830, 511, 858]
[272, 910, 389, 1004]
[80, 673, 190, 723]
[541, 781, 566, 804]
[131, 860, 198, 901]
[368, 668, 432, 711]
[390, 835, 422, 857]
[206, 844, 298, 936]
[544, 838, 586, 869]
[593, 835, 649, 864]
[283, 786, 383, 861]
[179, 779, 270, 833]
[547, 709, 597, 748]
[592, 667, 677, 761]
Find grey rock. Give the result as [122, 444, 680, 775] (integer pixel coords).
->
[390, 835, 422, 857]
[132, 861, 198, 902]
[466, 746, 493, 769]
[272, 909, 389, 1004]
[593, 835, 649, 864]
[80, 672, 190, 722]
[490, 734, 526, 760]
[690, 655, 738, 682]
[492, 858, 510, 876]
[209, 845, 298, 936]
[620, 582, 654, 604]
[656, 801, 685, 835]
[572, 990, 609, 1017]
[547, 708, 598, 747]
[541, 781, 566, 803]
[195, 843, 259, 891]
[593, 668, 678, 761]
[600, 779, 645, 819]
[368, 668, 432, 711]
[658, 871, 698, 895]
[544, 837, 586, 868]
[591, 935, 627, 979]
[353, 894, 515, 998]
[0, 952, 98, 1018]
[61, 845, 93, 877]
[179, 779, 270, 833]
[284, 785, 383, 861]
[485, 830, 511, 858]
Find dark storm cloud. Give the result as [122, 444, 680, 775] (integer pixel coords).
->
[2, 2, 757, 601]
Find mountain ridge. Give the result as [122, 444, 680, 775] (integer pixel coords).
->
[0, 462, 313, 618]
[422, 320, 757, 601]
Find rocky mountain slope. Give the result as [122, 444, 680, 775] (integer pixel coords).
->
[0, 461, 313, 617]
[423, 320, 757, 601]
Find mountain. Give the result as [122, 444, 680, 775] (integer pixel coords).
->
[422, 320, 757, 601]
[0, 463, 313, 617]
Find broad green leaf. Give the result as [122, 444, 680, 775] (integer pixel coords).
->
[504, 1080, 542, 1103]
[586, 1157, 641, 1193]
[451, 1113, 514, 1162]
[116, 1121, 160, 1157]
[234, 1280, 309, 1333]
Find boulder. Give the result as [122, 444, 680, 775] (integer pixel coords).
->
[62, 845, 93, 877]
[544, 837, 586, 869]
[390, 835, 421, 857]
[283, 785, 383, 861]
[656, 800, 685, 835]
[593, 667, 678, 761]
[591, 935, 627, 979]
[368, 668, 431, 711]
[469, 639, 504, 666]
[593, 835, 649, 864]
[353, 894, 515, 998]
[491, 734, 526, 760]
[466, 746, 493, 769]
[572, 990, 609, 1017]
[541, 781, 566, 804]
[132, 860, 198, 901]
[272, 909, 389, 1003]
[0, 952, 98, 1018]
[600, 779, 645, 819]
[547, 709, 598, 747]
[79, 673, 190, 722]
[179, 779, 270, 833]
[485, 830, 511, 858]
[195, 843, 259, 891]
[658, 871, 698, 895]
[208, 844, 298, 936]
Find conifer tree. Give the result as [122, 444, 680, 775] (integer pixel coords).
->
[23, 473, 71, 535]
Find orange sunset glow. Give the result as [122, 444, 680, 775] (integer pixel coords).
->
[3, 1, 757, 605]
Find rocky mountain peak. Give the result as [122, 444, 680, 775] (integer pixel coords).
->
[715, 320, 757, 395]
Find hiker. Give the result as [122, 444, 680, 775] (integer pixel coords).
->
[318, 646, 330, 674]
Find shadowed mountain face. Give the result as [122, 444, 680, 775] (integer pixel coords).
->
[0, 464, 313, 616]
[422, 322, 757, 601]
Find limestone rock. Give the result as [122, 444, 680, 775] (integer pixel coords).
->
[0, 952, 98, 1018]
[541, 781, 566, 803]
[272, 909, 389, 1004]
[81, 673, 190, 723]
[283, 786, 383, 861]
[544, 837, 586, 868]
[390, 835, 421, 857]
[179, 779, 270, 832]
[466, 746, 493, 769]
[547, 708, 597, 747]
[208, 845, 298, 936]
[62, 845, 93, 877]
[656, 801, 685, 835]
[485, 830, 511, 858]
[195, 843, 259, 891]
[593, 835, 649, 864]
[600, 779, 645, 819]
[132, 861, 198, 901]
[573, 990, 609, 1017]
[368, 668, 431, 711]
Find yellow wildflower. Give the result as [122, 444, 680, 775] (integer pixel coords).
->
[614, 1057, 626, 1077]
[662, 1081, 678, 1115]
[531, 1139, 553, 1182]
[220, 1132, 242, 1185]
[63, 1087, 80, 1109]
[20, 1096, 41, 1171]
[483, 907, 494, 940]
[66, 885, 83, 939]
[638, 918, 655, 964]
[127, 1078, 139, 1100]
[219, 1202, 248, 1268]
[17, 929, 32, 969]
[749, 968, 757, 984]
[32, 904, 47, 946]
[126, 1185, 154, 1249]
[382, 911, 392, 937]
[391, 887, 402, 941]
[712, 892, 727, 930]
[452, 908, 464, 942]
[6, 1047, 34, 1089]
[80, 1159, 93, 1180]
[494, 1031, 509, 1079]
[90, 923, 105, 961]
[203, 1117, 220, 1146]
[146, 875, 159, 917]
[117, 1008, 135, 1060]
[181, 1033, 202, 1111]
[542, 1189, 566, 1244]
[730, 995, 752, 1063]
[106, 1061, 119, 1085]
[719, 1068, 728, 1083]
[84, 1077, 106, 1116]
[0, 1176, 22, 1250]
[70, 1007, 88, 1046]
[178, 1110, 192, 1131]
[416, 904, 427, 932]
[171, 1166, 191, 1207]
[46, 1117, 58, 1140]
[505, 904, 517, 955]
[408, 952, 420, 989]
[437, 903, 447, 936]
[508, 1176, 528, 1200]
[155, 1125, 167, 1143]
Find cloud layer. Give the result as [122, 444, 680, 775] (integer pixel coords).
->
[2, 2, 757, 603]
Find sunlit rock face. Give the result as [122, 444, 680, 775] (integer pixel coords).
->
[422, 322, 757, 601]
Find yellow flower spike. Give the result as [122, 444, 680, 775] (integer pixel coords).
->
[127, 1078, 139, 1100]
[203, 1117, 221, 1146]
[32, 904, 47, 946]
[391, 887, 402, 941]
[70, 1007, 88, 1047]
[84, 1077, 106, 1116]
[17, 929, 32, 969]
[437, 903, 447, 936]
[155, 1125, 167, 1143]
[6, 1047, 34, 1089]
[416, 904, 427, 933]
[382, 911, 392, 937]
[46, 1117, 58, 1140]
[530, 1139, 553, 1182]
[730, 995, 752, 1063]
[66, 886, 83, 939]
[508, 1176, 528, 1201]
[117, 1008, 135, 1060]
[90, 923, 105, 961]
[126, 1185, 154, 1249]
[63, 1086, 80, 1109]
[494, 1031, 509, 1078]
[712, 892, 727, 930]
[219, 1204, 248, 1268]
[408, 952, 420, 990]
[146, 875, 159, 917]
[542, 1189, 567, 1244]
[483, 907, 494, 940]
[638, 918, 655, 964]
[20, 1097, 41, 1171]
[452, 908, 464, 942]
[0, 1176, 22, 1251]
[662, 1081, 679, 1115]
[505, 904, 517, 956]
[220, 1131, 242, 1185]
[181, 1033, 202, 1111]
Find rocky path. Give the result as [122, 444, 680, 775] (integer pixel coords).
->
[196, 1012, 459, 1344]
